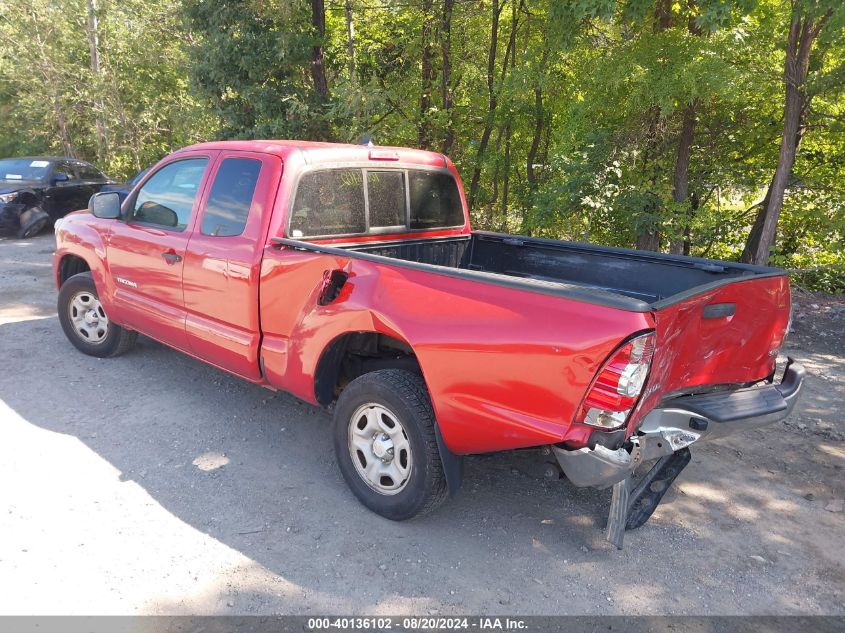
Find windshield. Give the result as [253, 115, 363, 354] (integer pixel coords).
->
[0, 159, 52, 181]
[129, 167, 151, 187]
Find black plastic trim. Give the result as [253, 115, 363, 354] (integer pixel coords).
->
[669, 384, 787, 423]
[272, 238, 653, 312]
[775, 361, 805, 399]
[472, 231, 787, 311]
[472, 230, 782, 275]
[434, 423, 464, 497]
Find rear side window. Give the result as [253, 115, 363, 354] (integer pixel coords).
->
[132, 158, 208, 231]
[201, 158, 261, 237]
[291, 169, 365, 237]
[367, 171, 405, 228]
[409, 171, 464, 229]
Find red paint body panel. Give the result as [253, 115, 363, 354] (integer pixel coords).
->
[182, 151, 283, 380]
[53, 139, 792, 456]
[257, 246, 653, 453]
[628, 276, 791, 431]
[103, 149, 217, 351]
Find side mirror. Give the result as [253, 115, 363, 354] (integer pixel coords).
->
[89, 191, 121, 219]
[53, 173, 70, 184]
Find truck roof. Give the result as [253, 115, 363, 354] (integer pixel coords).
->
[176, 140, 450, 169]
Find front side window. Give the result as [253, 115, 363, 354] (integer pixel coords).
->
[132, 158, 208, 230]
[201, 158, 261, 237]
[53, 161, 77, 182]
[291, 169, 365, 237]
[409, 171, 464, 229]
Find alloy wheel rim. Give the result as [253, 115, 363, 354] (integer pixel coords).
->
[68, 291, 109, 344]
[348, 403, 413, 495]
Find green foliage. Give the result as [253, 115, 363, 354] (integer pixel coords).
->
[1, 0, 844, 292]
[0, 0, 215, 179]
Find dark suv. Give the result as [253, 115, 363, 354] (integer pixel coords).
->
[0, 157, 114, 238]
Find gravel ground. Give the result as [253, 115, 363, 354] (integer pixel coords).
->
[0, 233, 843, 616]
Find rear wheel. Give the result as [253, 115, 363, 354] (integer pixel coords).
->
[333, 369, 448, 520]
[17, 207, 49, 238]
[58, 272, 137, 358]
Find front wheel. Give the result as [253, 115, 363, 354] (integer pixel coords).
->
[333, 369, 448, 520]
[58, 272, 137, 358]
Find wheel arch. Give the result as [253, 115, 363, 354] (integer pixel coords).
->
[315, 330, 464, 496]
[313, 330, 422, 407]
[16, 190, 41, 209]
[57, 253, 92, 287]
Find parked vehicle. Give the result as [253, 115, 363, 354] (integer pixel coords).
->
[99, 166, 151, 202]
[0, 157, 114, 238]
[53, 141, 803, 545]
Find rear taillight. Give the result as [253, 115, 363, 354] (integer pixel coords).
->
[576, 332, 655, 430]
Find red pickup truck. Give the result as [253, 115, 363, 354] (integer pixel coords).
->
[53, 141, 804, 546]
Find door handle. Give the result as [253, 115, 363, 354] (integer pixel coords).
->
[161, 250, 182, 264]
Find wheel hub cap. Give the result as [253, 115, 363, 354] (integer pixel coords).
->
[68, 291, 109, 344]
[348, 403, 412, 495]
[372, 433, 394, 462]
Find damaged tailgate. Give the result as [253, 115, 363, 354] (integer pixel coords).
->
[630, 274, 792, 432]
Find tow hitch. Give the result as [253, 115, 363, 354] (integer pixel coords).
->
[605, 447, 691, 549]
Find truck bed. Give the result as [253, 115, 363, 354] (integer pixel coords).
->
[332, 231, 783, 309]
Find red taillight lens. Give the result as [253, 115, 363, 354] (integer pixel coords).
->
[576, 332, 655, 429]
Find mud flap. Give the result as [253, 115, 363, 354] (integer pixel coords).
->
[434, 424, 464, 498]
[606, 447, 692, 549]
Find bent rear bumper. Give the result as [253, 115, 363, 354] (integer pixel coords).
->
[553, 359, 805, 489]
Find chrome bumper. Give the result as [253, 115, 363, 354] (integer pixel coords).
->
[553, 360, 805, 489]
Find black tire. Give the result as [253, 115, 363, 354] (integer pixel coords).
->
[17, 207, 49, 238]
[58, 272, 137, 358]
[333, 369, 448, 520]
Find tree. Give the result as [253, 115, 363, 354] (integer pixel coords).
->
[1, 0, 844, 291]
[742, 1, 842, 264]
[418, 0, 436, 149]
[310, 0, 330, 103]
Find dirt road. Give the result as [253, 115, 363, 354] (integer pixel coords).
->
[1, 233, 843, 615]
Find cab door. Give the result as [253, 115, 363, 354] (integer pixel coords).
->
[43, 160, 83, 220]
[105, 152, 214, 351]
[182, 152, 282, 380]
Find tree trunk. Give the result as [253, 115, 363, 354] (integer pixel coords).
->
[526, 41, 549, 192]
[418, 0, 435, 149]
[467, 0, 503, 209]
[500, 122, 512, 230]
[498, 0, 519, 230]
[344, 0, 356, 78]
[27, 6, 76, 157]
[654, 0, 672, 31]
[54, 94, 76, 158]
[85, 0, 108, 161]
[669, 102, 697, 254]
[309, 0, 330, 102]
[636, 231, 661, 251]
[741, 11, 830, 264]
[635, 0, 674, 251]
[440, 0, 455, 155]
